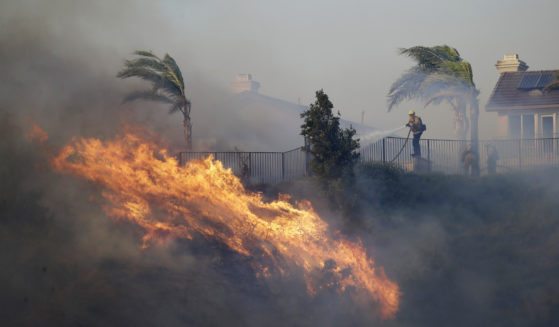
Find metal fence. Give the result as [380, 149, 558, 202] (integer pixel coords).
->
[360, 136, 559, 175]
[176, 147, 309, 185]
[176, 137, 559, 184]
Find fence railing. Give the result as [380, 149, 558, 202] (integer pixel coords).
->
[360, 136, 559, 174]
[176, 147, 309, 185]
[176, 137, 559, 184]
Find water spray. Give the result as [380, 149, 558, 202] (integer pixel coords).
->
[359, 125, 407, 146]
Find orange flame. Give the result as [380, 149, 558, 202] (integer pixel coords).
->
[49, 129, 400, 318]
[26, 120, 48, 143]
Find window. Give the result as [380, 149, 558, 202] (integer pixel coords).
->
[542, 116, 554, 153]
[542, 116, 554, 138]
[522, 114, 534, 139]
[509, 115, 521, 138]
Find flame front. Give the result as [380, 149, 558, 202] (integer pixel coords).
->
[26, 120, 48, 143]
[50, 130, 400, 318]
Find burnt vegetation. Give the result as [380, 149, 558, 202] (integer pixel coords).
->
[264, 162, 559, 327]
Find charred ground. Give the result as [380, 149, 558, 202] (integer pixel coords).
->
[263, 163, 559, 327]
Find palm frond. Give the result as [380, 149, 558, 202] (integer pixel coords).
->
[387, 69, 428, 110]
[431, 45, 461, 62]
[163, 54, 185, 89]
[150, 78, 182, 97]
[424, 90, 455, 107]
[544, 80, 559, 93]
[118, 50, 188, 114]
[117, 65, 162, 81]
[400, 45, 464, 73]
[161, 85, 183, 100]
[424, 87, 467, 107]
[421, 72, 467, 89]
[124, 57, 166, 72]
[400, 46, 442, 71]
[168, 102, 184, 114]
[133, 50, 159, 59]
[439, 61, 474, 86]
[543, 73, 559, 93]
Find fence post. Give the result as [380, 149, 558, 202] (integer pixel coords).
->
[382, 138, 386, 163]
[281, 152, 285, 181]
[518, 139, 522, 170]
[304, 137, 311, 176]
[248, 152, 252, 181]
[427, 139, 431, 172]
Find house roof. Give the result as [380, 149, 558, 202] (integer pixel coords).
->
[486, 70, 559, 111]
[238, 90, 377, 135]
[227, 90, 377, 151]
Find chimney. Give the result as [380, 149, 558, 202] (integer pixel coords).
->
[495, 54, 528, 73]
[230, 74, 260, 94]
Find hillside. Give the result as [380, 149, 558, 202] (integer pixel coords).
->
[2, 117, 559, 326]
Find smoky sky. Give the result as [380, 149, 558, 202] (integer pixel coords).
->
[0, 0, 312, 152]
[159, 0, 559, 140]
[4, 0, 559, 145]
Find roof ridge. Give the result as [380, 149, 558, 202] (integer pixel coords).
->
[523, 69, 559, 73]
[500, 69, 559, 75]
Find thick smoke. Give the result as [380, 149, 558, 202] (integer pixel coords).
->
[0, 0, 304, 152]
[3, 1, 559, 327]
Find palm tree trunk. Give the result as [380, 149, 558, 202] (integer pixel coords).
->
[453, 103, 468, 139]
[183, 113, 192, 151]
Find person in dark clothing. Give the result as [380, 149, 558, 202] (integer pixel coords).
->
[461, 144, 479, 176]
[486, 144, 499, 174]
[406, 110, 426, 157]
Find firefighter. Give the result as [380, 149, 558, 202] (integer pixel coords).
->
[406, 110, 426, 157]
[461, 144, 479, 176]
[486, 144, 499, 174]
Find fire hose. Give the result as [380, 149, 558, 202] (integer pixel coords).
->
[390, 128, 412, 163]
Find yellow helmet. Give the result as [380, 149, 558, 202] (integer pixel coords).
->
[408, 110, 415, 115]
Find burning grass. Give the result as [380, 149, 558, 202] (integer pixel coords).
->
[4, 118, 559, 326]
[47, 126, 400, 318]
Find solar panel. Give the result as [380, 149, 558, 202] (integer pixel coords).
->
[536, 73, 554, 88]
[518, 74, 540, 89]
[518, 73, 556, 89]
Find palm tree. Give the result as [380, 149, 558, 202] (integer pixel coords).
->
[117, 50, 192, 150]
[420, 60, 480, 145]
[388, 45, 479, 144]
[543, 72, 559, 93]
